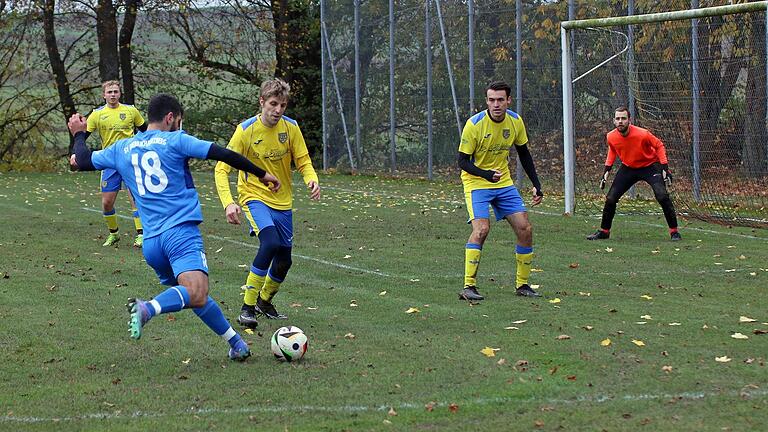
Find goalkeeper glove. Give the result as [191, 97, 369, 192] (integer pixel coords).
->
[661, 164, 672, 186]
[599, 166, 611, 190]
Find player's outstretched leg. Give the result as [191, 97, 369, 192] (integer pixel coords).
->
[194, 296, 251, 361]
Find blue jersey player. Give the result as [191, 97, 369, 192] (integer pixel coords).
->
[67, 94, 281, 361]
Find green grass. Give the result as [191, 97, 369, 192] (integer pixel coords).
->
[1, 171, 767, 431]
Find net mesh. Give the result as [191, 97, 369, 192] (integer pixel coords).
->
[570, 10, 768, 228]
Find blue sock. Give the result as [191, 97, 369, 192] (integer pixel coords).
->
[194, 296, 240, 347]
[147, 285, 190, 318]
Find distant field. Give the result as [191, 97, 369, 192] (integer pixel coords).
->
[1, 171, 766, 431]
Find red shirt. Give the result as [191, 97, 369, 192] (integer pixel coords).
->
[605, 124, 668, 169]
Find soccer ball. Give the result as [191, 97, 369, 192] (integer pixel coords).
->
[271, 326, 308, 362]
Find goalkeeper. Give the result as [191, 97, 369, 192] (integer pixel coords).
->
[587, 106, 681, 241]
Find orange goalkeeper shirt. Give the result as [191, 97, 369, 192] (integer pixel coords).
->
[605, 124, 668, 169]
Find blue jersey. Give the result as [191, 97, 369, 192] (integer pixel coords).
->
[91, 130, 213, 239]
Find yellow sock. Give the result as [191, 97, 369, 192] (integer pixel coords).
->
[464, 244, 482, 287]
[104, 212, 118, 232]
[132, 208, 143, 233]
[259, 274, 281, 303]
[244, 272, 266, 306]
[515, 251, 534, 288]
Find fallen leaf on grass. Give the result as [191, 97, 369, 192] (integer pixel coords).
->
[343, 255, 352, 259]
[512, 319, 527, 324]
[182, 358, 191, 364]
[582, 325, 593, 331]
[215, 247, 223, 253]
[661, 365, 673, 373]
[504, 326, 519, 330]
[739, 316, 757, 323]
[388, 407, 397, 416]
[497, 358, 507, 365]
[379, 291, 387, 296]
[668, 323, 681, 326]
[448, 403, 459, 413]
[605, 247, 613, 253]
[731, 333, 749, 340]
[753, 329, 768, 335]
[425, 401, 436, 412]
[548, 298, 561, 304]
[569, 263, 579, 268]
[344, 333, 355, 339]
[405, 307, 420, 314]
[579, 291, 591, 296]
[640, 295, 653, 300]
[481, 347, 500, 357]
[640, 315, 652, 320]
[632, 339, 645, 347]
[556, 334, 571, 340]
[715, 356, 732, 363]
[244, 328, 255, 335]
[600, 338, 612, 346]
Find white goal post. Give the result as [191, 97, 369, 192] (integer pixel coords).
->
[560, 1, 768, 217]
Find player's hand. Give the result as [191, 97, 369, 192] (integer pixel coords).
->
[599, 171, 610, 190]
[531, 187, 543, 206]
[490, 170, 502, 183]
[662, 169, 672, 186]
[258, 172, 281, 192]
[307, 180, 321, 200]
[224, 203, 242, 225]
[69, 154, 79, 170]
[67, 113, 87, 135]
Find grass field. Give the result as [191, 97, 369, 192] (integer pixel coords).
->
[1, 171, 767, 431]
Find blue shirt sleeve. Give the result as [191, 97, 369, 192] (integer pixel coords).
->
[91, 145, 117, 170]
[176, 133, 213, 160]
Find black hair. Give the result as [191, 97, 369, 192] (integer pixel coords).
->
[614, 106, 631, 118]
[486, 81, 512, 97]
[147, 93, 184, 123]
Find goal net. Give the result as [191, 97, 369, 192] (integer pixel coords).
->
[562, 2, 768, 228]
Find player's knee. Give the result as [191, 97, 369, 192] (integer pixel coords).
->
[257, 227, 281, 257]
[605, 194, 618, 206]
[472, 225, 490, 241]
[656, 193, 671, 206]
[272, 257, 292, 280]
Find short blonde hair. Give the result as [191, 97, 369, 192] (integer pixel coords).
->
[102, 80, 121, 91]
[260, 78, 290, 101]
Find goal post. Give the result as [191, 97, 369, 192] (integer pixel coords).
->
[561, 1, 768, 228]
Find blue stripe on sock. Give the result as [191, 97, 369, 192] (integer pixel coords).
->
[132, 210, 139, 218]
[193, 296, 231, 337]
[250, 266, 268, 276]
[267, 269, 284, 283]
[104, 209, 116, 216]
[515, 245, 533, 254]
[466, 243, 482, 250]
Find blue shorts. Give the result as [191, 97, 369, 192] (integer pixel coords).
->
[465, 185, 527, 222]
[244, 200, 293, 247]
[142, 223, 209, 286]
[100, 169, 124, 193]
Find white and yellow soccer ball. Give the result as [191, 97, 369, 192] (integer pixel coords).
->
[271, 326, 308, 362]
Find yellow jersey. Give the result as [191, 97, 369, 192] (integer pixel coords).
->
[458, 109, 528, 191]
[86, 103, 145, 149]
[215, 114, 318, 211]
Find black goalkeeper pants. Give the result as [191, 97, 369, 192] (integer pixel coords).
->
[600, 163, 678, 230]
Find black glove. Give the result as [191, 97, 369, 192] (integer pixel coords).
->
[661, 164, 672, 186]
[600, 166, 611, 190]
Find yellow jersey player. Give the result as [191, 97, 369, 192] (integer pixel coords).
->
[215, 78, 320, 326]
[85, 80, 147, 247]
[458, 81, 544, 301]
